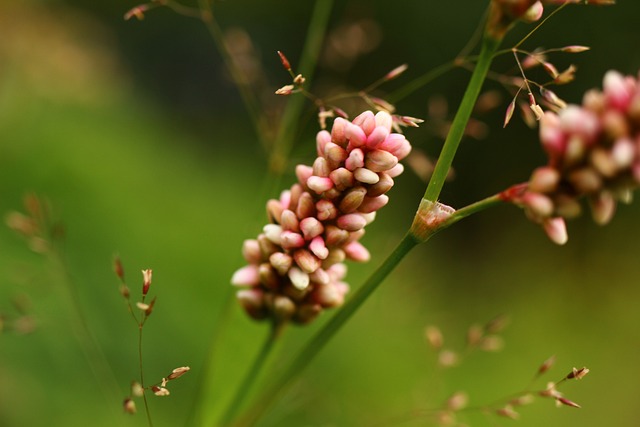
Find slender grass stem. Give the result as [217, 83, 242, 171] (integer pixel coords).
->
[197, 0, 267, 150]
[186, 289, 235, 427]
[269, 0, 334, 176]
[219, 321, 286, 427]
[139, 323, 154, 427]
[230, 234, 419, 427]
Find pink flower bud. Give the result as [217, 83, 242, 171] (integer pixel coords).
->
[337, 213, 367, 231]
[604, 70, 633, 110]
[294, 249, 321, 273]
[316, 130, 331, 156]
[266, 199, 284, 223]
[295, 165, 314, 188]
[312, 156, 331, 177]
[352, 111, 376, 135]
[312, 283, 343, 308]
[280, 209, 300, 232]
[358, 194, 389, 213]
[367, 173, 394, 197]
[529, 167, 560, 193]
[269, 252, 293, 275]
[354, 167, 380, 184]
[366, 126, 390, 149]
[386, 163, 405, 178]
[309, 236, 329, 259]
[331, 117, 349, 147]
[339, 187, 367, 213]
[296, 192, 316, 218]
[309, 268, 330, 286]
[324, 142, 348, 169]
[325, 225, 350, 247]
[237, 289, 267, 320]
[589, 191, 616, 225]
[262, 224, 282, 245]
[272, 295, 296, 321]
[316, 199, 337, 221]
[375, 111, 393, 130]
[543, 217, 568, 245]
[307, 176, 334, 194]
[288, 267, 310, 290]
[300, 217, 324, 240]
[258, 234, 279, 258]
[329, 167, 354, 191]
[280, 230, 305, 249]
[365, 150, 398, 172]
[345, 148, 365, 171]
[346, 123, 367, 147]
[343, 241, 370, 262]
[259, 263, 279, 289]
[241, 239, 262, 264]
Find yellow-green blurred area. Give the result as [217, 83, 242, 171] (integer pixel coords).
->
[2, 0, 640, 426]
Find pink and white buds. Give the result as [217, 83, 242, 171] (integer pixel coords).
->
[232, 110, 413, 324]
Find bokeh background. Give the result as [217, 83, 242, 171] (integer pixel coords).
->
[2, 0, 640, 426]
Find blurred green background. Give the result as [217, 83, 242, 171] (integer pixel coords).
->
[2, 0, 640, 426]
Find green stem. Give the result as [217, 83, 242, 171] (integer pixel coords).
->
[231, 234, 419, 427]
[219, 321, 285, 427]
[268, 0, 334, 176]
[186, 289, 235, 427]
[423, 32, 502, 202]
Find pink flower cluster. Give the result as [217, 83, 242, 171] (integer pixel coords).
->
[509, 70, 640, 244]
[232, 111, 412, 324]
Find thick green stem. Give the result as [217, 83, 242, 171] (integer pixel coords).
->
[218, 321, 285, 427]
[231, 234, 419, 427]
[423, 32, 502, 203]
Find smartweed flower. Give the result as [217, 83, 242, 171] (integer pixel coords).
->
[506, 70, 640, 243]
[232, 111, 412, 324]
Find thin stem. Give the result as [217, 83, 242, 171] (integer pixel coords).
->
[219, 321, 286, 426]
[269, 0, 334, 175]
[423, 32, 502, 202]
[231, 233, 419, 427]
[387, 61, 456, 103]
[197, 0, 267, 150]
[513, 2, 570, 50]
[47, 248, 122, 415]
[435, 193, 504, 233]
[139, 323, 154, 427]
[185, 289, 235, 427]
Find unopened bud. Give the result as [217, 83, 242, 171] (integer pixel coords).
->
[275, 84, 295, 95]
[114, 256, 125, 281]
[557, 397, 581, 408]
[504, 99, 516, 128]
[167, 366, 191, 381]
[562, 45, 590, 53]
[384, 64, 408, 81]
[543, 217, 568, 245]
[537, 355, 556, 376]
[142, 269, 152, 296]
[152, 386, 170, 397]
[567, 366, 590, 380]
[277, 51, 291, 71]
